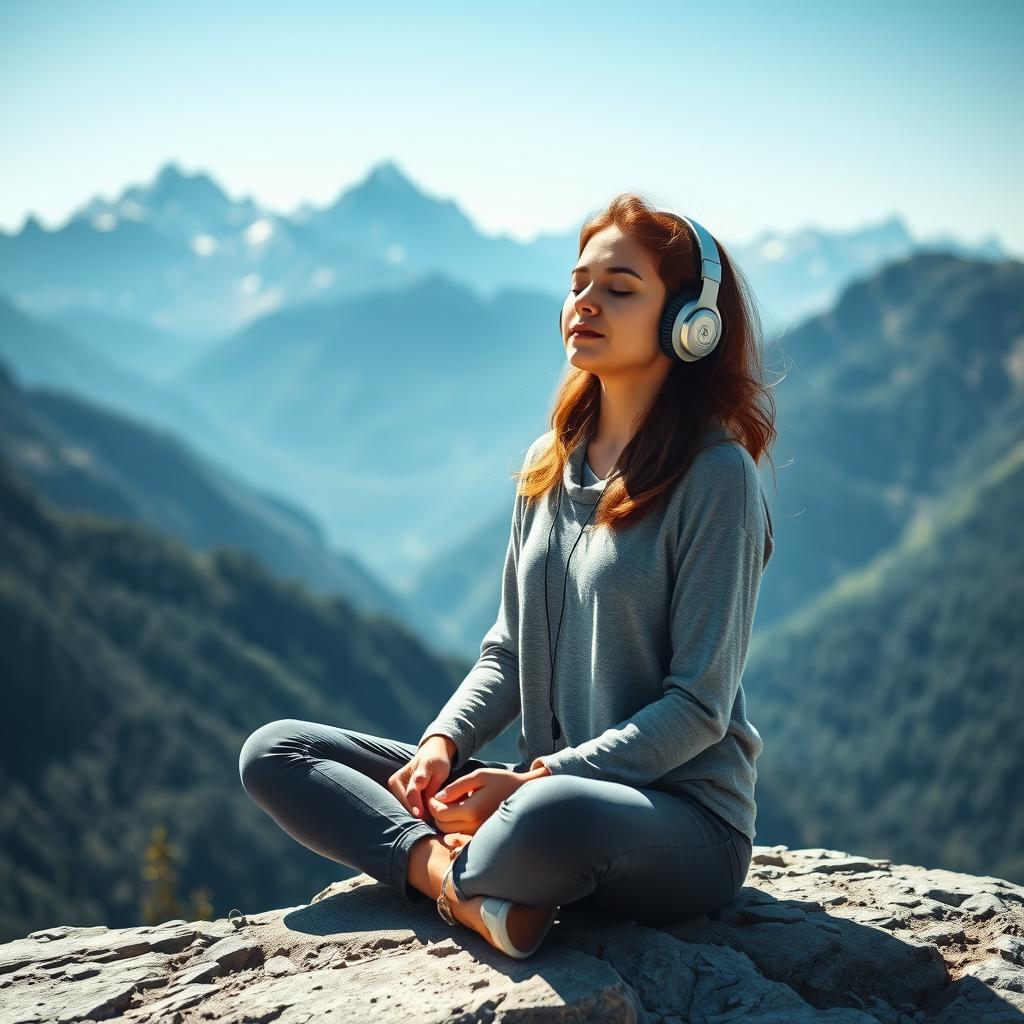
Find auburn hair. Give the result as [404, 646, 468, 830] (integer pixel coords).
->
[513, 191, 778, 530]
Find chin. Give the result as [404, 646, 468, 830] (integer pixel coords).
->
[568, 349, 601, 369]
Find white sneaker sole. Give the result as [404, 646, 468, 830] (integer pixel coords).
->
[478, 897, 558, 959]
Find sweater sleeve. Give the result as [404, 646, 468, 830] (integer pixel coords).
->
[417, 449, 532, 773]
[536, 447, 766, 786]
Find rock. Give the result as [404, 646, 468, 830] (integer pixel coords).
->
[991, 934, 1024, 967]
[263, 955, 298, 977]
[960, 893, 1009, 922]
[201, 935, 262, 972]
[2, 847, 1023, 1022]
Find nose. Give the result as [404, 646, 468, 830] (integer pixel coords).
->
[571, 284, 598, 316]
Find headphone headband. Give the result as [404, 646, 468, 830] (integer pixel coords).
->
[678, 215, 722, 313]
[658, 214, 724, 363]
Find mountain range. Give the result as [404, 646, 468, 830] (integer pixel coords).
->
[0, 159, 1010, 589]
[4, 160, 1006, 348]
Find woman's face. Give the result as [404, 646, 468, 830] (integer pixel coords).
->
[561, 224, 670, 377]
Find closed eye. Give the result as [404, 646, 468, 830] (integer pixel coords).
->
[571, 288, 633, 297]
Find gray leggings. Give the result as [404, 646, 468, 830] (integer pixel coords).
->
[238, 719, 752, 925]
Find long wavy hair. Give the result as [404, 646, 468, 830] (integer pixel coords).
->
[514, 192, 778, 530]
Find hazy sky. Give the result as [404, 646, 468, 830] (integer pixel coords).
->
[2, 0, 1021, 254]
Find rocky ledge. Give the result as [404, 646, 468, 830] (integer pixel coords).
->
[3, 845, 1023, 1023]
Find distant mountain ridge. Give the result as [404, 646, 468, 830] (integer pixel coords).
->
[2, 162, 420, 342]
[2, 158, 1008, 358]
[166, 270, 561, 584]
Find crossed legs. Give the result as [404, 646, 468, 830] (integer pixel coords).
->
[238, 719, 749, 927]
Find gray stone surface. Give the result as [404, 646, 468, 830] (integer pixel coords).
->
[2, 845, 1023, 1022]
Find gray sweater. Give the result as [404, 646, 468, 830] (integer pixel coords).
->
[419, 424, 774, 840]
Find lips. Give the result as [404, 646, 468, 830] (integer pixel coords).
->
[571, 325, 604, 337]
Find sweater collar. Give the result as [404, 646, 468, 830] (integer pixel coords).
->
[563, 437, 616, 506]
[561, 422, 733, 507]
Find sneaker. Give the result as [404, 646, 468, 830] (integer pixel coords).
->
[478, 896, 559, 959]
[437, 844, 559, 959]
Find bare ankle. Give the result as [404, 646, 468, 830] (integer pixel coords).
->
[406, 834, 455, 900]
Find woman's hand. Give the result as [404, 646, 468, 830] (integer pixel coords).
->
[427, 768, 525, 837]
[387, 735, 454, 820]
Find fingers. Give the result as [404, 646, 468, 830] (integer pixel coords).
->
[407, 789, 424, 817]
[387, 773, 411, 815]
[434, 769, 479, 803]
[442, 833, 472, 852]
[395, 752, 462, 823]
[428, 797, 477, 833]
[406, 762, 435, 817]
[389, 767, 421, 818]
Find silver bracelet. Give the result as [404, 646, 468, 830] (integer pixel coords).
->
[437, 856, 459, 926]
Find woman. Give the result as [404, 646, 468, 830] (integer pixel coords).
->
[238, 192, 777, 959]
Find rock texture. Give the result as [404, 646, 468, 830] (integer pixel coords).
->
[3, 845, 1023, 1023]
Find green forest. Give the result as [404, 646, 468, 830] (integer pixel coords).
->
[0, 463, 465, 942]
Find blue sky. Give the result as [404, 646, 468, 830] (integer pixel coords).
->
[2, 0, 1021, 254]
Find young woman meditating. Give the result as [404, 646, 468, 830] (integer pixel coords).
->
[239, 192, 777, 959]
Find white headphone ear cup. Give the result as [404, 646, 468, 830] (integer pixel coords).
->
[662, 297, 704, 361]
[679, 307, 722, 360]
[675, 299, 700, 338]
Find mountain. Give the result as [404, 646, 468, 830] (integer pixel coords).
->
[0, 162, 418, 338]
[745, 402, 1024, 886]
[79, 160, 262, 243]
[5, 161, 1018, 616]
[38, 305, 212, 383]
[4, 159, 1009, 356]
[0, 270, 557, 599]
[403, 503, 513, 657]
[759, 251, 1024, 620]
[0, 462, 478, 943]
[294, 160, 554, 297]
[734, 214, 1007, 329]
[173, 270, 560, 583]
[0, 293, 266, 472]
[0, 357, 410, 624]
[0, 294, 326, 514]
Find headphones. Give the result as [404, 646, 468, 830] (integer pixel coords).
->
[562, 213, 724, 363]
[543, 215, 724, 746]
[543, 485, 599, 743]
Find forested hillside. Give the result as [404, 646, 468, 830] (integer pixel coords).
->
[0, 462, 465, 943]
